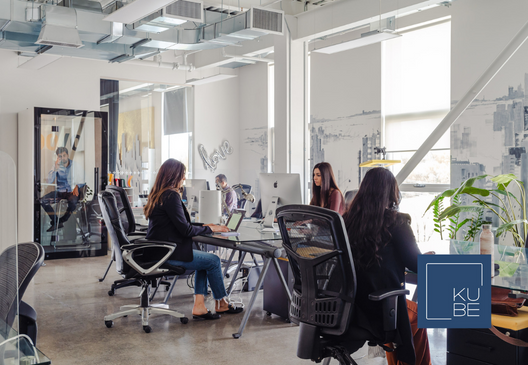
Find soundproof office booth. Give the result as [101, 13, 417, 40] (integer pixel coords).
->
[18, 107, 108, 259]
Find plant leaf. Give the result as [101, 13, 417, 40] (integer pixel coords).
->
[496, 219, 528, 237]
[491, 174, 520, 188]
[439, 204, 483, 220]
[424, 191, 455, 215]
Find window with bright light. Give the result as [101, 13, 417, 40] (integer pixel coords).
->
[382, 20, 451, 242]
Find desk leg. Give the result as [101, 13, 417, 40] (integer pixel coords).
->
[272, 258, 292, 301]
[222, 249, 237, 278]
[233, 257, 271, 339]
[227, 252, 247, 296]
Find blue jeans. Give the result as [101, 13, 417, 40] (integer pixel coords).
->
[168, 250, 228, 300]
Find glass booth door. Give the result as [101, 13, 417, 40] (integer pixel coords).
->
[35, 108, 108, 259]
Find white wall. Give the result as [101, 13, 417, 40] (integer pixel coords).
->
[193, 77, 240, 189]
[238, 62, 269, 212]
[0, 50, 186, 166]
[310, 42, 382, 193]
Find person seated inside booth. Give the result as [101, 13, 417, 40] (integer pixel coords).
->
[41, 147, 81, 232]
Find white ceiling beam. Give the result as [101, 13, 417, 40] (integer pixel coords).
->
[295, 0, 445, 42]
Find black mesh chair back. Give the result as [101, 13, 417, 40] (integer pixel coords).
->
[99, 191, 131, 276]
[234, 184, 252, 210]
[277, 205, 356, 336]
[105, 185, 136, 235]
[344, 189, 358, 208]
[0, 243, 44, 329]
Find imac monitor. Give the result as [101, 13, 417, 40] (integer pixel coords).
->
[184, 179, 208, 212]
[259, 173, 302, 228]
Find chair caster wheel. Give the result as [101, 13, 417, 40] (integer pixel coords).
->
[108, 290, 114, 296]
[165, 285, 171, 291]
[266, 311, 272, 316]
[285, 318, 291, 323]
[143, 325, 152, 333]
[105, 320, 114, 328]
[232, 333, 241, 339]
[180, 317, 189, 324]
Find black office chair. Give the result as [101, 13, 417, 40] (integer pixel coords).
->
[276, 205, 409, 365]
[0, 242, 45, 346]
[234, 184, 252, 210]
[344, 189, 358, 208]
[99, 191, 188, 333]
[99, 185, 149, 292]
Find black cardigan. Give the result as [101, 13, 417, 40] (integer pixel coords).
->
[353, 213, 421, 365]
[145, 190, 212, 262]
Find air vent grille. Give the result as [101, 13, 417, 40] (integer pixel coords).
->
[166, 0, 202, 21]
[252, 8, 282, 34]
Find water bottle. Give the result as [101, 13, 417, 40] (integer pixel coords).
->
[479, 224, 494, 278]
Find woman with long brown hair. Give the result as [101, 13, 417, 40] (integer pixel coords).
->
[343, 167, 430, 365]
[310, 162, 345, 215]
[144, 159, 242, 320]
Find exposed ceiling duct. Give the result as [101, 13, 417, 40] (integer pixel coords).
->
[36, 5, 83, 48]
[0, 1, 283, 65]
[132, 0, 203, 33]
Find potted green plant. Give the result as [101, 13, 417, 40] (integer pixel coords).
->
[425, 173, 527, 248]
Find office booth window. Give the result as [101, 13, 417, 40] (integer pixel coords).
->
[35, 108, 108, 259]
[383, 20, 451, 243]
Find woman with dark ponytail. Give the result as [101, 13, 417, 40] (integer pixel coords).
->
[343, 167, 431, 365]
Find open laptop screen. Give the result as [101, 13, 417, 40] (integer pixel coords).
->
[226, 210, 245, 231]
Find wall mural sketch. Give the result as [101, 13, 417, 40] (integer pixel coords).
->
[451, 72, 528, 244]
[240, 126, 268, 205]
[309, 110, 381, 194]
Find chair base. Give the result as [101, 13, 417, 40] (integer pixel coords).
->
[104, 280, 188, 333]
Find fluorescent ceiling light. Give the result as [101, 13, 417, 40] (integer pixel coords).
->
[103, 0, 180, 24]
[120, 83, 153, 94]
[186, 74, 237, 85]
[313, 30, 401, 55]
[18, 54, 61, 70]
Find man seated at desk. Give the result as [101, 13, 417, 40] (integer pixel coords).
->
[215, 174, 238, 214]
[41, 147, 80, 232]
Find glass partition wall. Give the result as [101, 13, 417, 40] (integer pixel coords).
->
[101, 80, 192, 207]
[35, 108, 108, 259]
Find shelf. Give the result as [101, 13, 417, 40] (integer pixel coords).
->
[359, 159, 401, 167]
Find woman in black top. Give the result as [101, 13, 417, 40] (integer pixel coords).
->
[343, 168, 431, 365]
[144, 159, 243, 320]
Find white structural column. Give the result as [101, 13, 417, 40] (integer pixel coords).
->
[274, 30, 290, 173]
[273, 21, 308, 199]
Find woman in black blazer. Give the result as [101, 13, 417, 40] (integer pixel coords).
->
[144, 159, 243, 320]
[343, 168, 431, 365]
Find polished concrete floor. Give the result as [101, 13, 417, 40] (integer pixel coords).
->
[21, 255, 447, 365]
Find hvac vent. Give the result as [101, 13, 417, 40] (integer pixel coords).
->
[250, 7, 282, 35]
[164, 0, 203, 23]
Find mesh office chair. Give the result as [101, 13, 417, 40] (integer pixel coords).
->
[0, 242, 45, 346]
[234, 184, 252, 210]
[99, 185, 154, 296]
[344, 189, 358, 208]
[276, 205, 409, 365]
[99, 191, 188, 333]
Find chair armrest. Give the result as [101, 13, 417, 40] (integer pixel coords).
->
[368, 289, 409, 301]
[368, 288, 410, 332]
[121, 241, 177, 276]
[135, 223, 148, 232]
